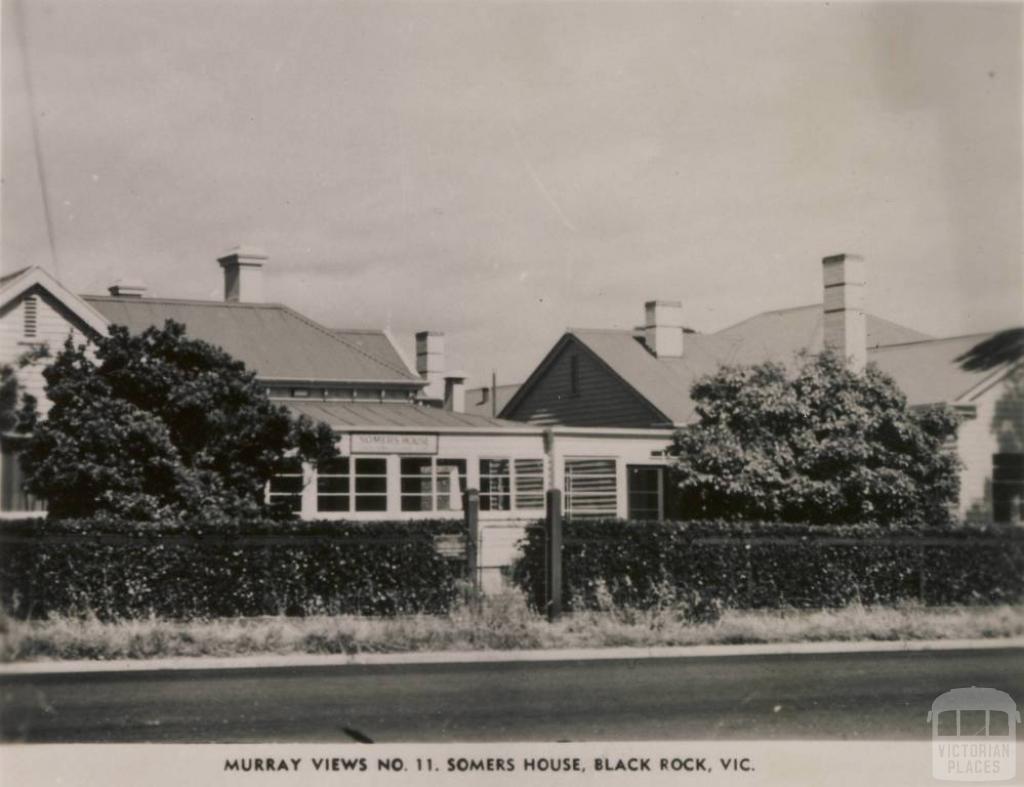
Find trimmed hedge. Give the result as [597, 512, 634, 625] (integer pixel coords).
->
[513, 519, 1024, 611]
[0, 518, 467, 620]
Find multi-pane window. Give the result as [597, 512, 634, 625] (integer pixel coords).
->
[627, 465, 663, 520]
[316, 456, 350, 512]
[436, 459, 467, 511]
[479, 459, 511, 511]
[401, 457, 467, 512]
[565, 458, 618, 519]
[479, 458, 545, 511]
[268, 457, 304, 513]
[354, 457, 387, 511]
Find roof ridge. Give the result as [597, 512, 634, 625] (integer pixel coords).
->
[569, 327, 638, 335]
[332, 327, 387, 335]
[82, 294, 291, 309]
[715, 303, 820, 333]
[871, 329, 1014, 351]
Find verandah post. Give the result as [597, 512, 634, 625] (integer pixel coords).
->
[464, 488, 480, 594]
[545, 488, 563, 622]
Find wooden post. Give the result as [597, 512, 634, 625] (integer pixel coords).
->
[464, 489, 480, 593]
[545, 488, 563, 622]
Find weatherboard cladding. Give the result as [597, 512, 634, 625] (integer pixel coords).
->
[0, 285, 100, 415]
[504, 337, 669, 428]
[82, 296, 420, 385]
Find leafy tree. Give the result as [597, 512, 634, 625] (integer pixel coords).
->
[0, 345, 48, 434]
[668, 350, 961, 526]
[22, 321, 337, 521]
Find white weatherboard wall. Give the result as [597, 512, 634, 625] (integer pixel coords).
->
[956, 376, 1012, 520]
[0, 287, 96, 415]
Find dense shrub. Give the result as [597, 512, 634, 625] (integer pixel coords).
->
[669, 351, 961, 526]
[0, 518, 466, 620]
[513, 519, 1024, 612]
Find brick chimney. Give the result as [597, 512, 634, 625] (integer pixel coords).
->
[822, 253, 867, 371]
[415, 331, 445, 403]
[218, 246, 267, 303]
[107, 278, 147, 298]
[444, 372, 467, 414]
[643, 300, 684, 358]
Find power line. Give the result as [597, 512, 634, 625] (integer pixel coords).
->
[14, 0, 61, 277]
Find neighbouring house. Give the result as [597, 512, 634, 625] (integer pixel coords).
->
[464, 383, 521, 418]
[0, 248, 674, 587]
[501, 254, 1024, 523]
[0, 266, 109, 513]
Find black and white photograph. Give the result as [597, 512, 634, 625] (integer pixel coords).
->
[1, 1, 1022, 785]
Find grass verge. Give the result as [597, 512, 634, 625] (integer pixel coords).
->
[2, 594, 1022, 663]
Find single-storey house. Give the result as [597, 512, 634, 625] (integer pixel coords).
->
[500, 254, 1024, 523]
[0, 249, 674, 585]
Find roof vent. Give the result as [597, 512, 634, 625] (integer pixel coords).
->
[444, 372, 467, 414]
[107, 278, 148, 298]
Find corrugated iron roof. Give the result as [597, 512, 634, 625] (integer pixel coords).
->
[330, 329, 417, 379]
[871, 333, 1015, 405]
[285, 400, 529, 430]
[82, 296, 422, 385]
[561, 307, 1014, 424]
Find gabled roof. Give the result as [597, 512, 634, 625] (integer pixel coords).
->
[82, 295, 423, 386]
[285, 400, 529, 430]
[502, 304, 1021, 425]
[0, 266, 109, 337]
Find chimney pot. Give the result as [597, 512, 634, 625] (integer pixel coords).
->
[218, 245, 267, 303]
[444, 372, 467, 414]
[643, 300, 684, 358]
[415, 331, 446, 403]
[822, 253, 867, 370]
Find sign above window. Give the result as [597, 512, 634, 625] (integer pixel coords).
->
[351, 433, 438, 455]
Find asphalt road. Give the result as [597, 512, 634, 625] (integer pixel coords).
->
[1, 647, 1021, 743]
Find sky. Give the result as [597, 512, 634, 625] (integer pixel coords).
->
[3, 0, 1022, 387]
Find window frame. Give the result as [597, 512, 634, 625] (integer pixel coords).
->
[268, 456, 305, 514]
[564, 457, 619, 520]
[400, 456, 468, 512]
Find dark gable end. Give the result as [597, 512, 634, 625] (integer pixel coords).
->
[501, 334, 670, 427]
